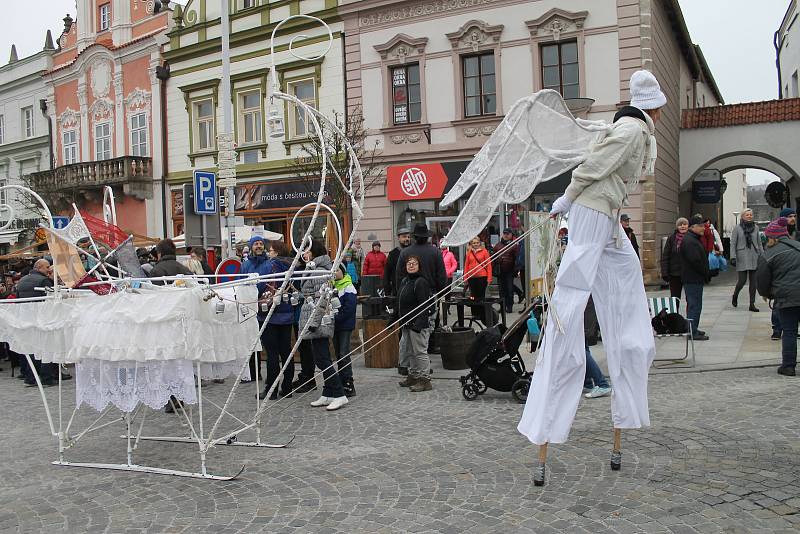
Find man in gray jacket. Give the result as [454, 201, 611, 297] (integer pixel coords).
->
[757, 217, 800, 376]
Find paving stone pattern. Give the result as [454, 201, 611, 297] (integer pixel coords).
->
[0, 366, 798, 533]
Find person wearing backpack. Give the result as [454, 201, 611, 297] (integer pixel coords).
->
[756, 217, 800, 376]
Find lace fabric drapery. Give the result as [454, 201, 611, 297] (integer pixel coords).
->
[76, 358, 252, 412]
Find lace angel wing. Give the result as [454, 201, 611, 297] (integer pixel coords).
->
[440, 90, 610, 246]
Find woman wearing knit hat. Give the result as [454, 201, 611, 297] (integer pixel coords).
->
[518, 70, 662, 486]
[730, 209, 764, 312]
[756, 217, 800, 376]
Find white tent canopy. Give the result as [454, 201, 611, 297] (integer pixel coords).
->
[172, 226, 283, 250]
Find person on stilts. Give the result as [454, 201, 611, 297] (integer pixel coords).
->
[517, 70, 662, 486]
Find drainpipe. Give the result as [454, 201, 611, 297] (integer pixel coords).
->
[775, 30, 784, 99]
[156, 62, 171, 238]
[39, 99, 54, 170]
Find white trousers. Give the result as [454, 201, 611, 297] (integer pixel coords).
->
[518, 204, 655, 445]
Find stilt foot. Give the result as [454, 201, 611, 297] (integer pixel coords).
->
[610, 450, 622, 471]
[533, 462, 546, 486]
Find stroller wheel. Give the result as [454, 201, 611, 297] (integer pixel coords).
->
[511, 378, 530, 404]
[462, 384, 479, 401]
[475, 381, 488, 395]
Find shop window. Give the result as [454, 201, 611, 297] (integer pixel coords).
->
[22, 107, 34, 138]
[194, 99, 215, 151]
[238, 90, 262, 145]
[462, 53, 496, 117]
[541, 41, 579, 99]
[130, 113, 148, 156]
[95, 122, 112, 160]
[391, 64, 421, 125]
[0, 115, 4, 144]
[99, 4, 110, 32]
[63, 129, 78, 164]
[288, 78, 316, 138]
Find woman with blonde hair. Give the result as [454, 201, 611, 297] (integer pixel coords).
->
[730, 208, 764, 311]
[463, 236, 492, 322]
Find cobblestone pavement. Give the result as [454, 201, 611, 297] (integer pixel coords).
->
[1, 365, 798, 533]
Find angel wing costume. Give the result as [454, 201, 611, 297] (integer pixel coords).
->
[441, 78, 660, 447]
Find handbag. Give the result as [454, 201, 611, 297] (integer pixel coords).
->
[718, 255, 728, 272]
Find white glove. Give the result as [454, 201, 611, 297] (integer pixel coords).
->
[550, 195, 573, 216]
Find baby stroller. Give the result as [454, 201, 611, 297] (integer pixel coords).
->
[459, 303, 534, 403]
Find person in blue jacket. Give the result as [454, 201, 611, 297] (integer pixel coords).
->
[240, 236, 271, 384]
[333, 264, 358, 397]
[342, 251, 359, 287]
[258, 240, 296, 400]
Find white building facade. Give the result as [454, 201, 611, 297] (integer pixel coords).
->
[777, 0, 800, 99]
[0, 41, 55, 254]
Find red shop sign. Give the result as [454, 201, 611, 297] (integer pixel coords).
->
[387, 163, 449, 201]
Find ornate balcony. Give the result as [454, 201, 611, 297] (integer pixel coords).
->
[28, 156, 153, 203]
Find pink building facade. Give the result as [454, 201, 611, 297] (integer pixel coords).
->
[31, 0, 173, 238]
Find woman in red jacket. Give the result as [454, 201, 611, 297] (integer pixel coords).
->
[463, 237, 492, 304]
[361, 241, 387, 277]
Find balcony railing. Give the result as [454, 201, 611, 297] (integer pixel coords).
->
[28, 156, 153, 200]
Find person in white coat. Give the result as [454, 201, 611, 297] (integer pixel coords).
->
[517, 70, 660, 486]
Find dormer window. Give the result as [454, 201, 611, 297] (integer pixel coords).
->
[99, 4, 110, 32]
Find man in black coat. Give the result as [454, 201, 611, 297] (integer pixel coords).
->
[680, 215, 710, 340]
[396, 223, 447, 297]
[149, 239, 192, 285]
[16, 259, 58, 386]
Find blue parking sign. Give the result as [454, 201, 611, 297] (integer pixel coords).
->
[193, 170, 217, 215]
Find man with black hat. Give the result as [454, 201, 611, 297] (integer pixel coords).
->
[620, 214, 640, 258]
[396, 222, 447, 297]
[680, 214, 711, 341]
[493, 228, 519, 314]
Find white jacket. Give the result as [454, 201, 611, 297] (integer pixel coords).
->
[565, 111, 655, 219]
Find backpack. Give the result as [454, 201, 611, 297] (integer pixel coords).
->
[651, 309, 689, 335]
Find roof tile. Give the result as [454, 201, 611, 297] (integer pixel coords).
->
[682, 99, 800, 129]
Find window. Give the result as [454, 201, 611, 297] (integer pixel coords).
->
[462, 54, 496, 117]
[243, 0, 257, 8]
[194, 99, 215, 151]
[99, 4, 110, 31]
[0, 115, 4, 144]
[792, 71, 799, 98]
[22, 107, 34, 138]
[288, 79, 316, 137]
[0, 180, 6, 206]
[239, 91, 262, 145]
[63, 129, 78, 164]
[391, 64, 421, 125]
[130, 113, 148, 156]
[95, 122, 111, 160]
[541, 41, 579, 99]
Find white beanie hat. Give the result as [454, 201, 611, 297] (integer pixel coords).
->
[629, 70, 666, 110]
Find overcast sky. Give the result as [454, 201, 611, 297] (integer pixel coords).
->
[0, 0, 790, 182]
